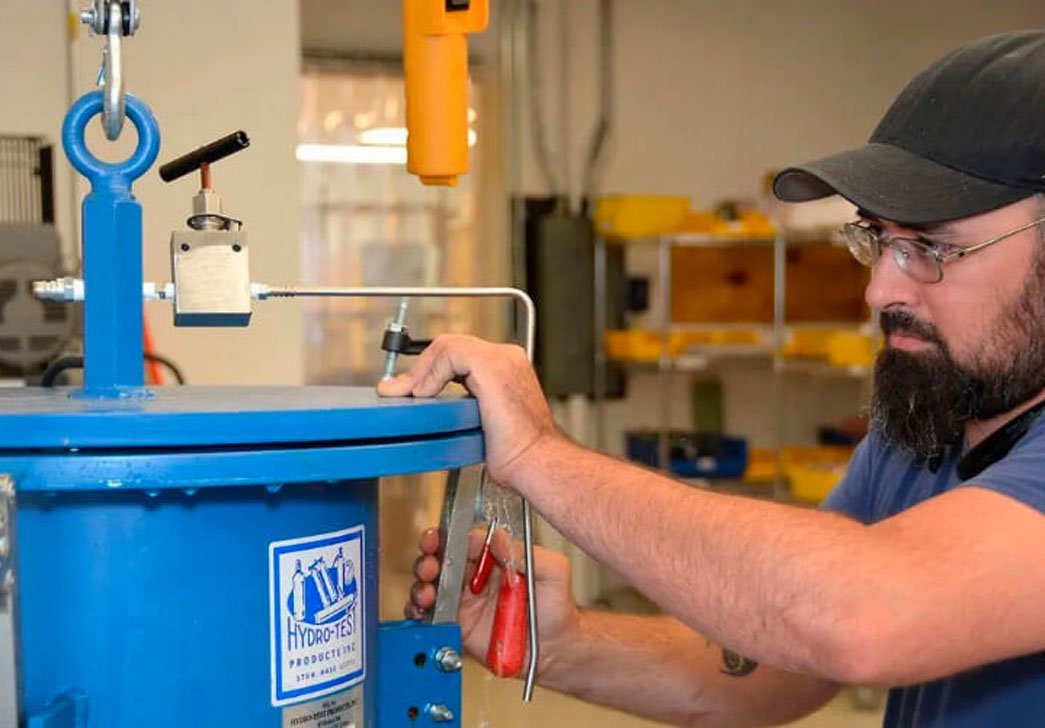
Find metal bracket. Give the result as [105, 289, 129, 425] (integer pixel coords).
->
[377, 621, 462, 726]
[430, 466, 483, 626]
[0, 474, 21, 728]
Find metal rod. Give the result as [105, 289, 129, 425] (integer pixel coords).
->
[581, 0, 614, 205]
[264, 286, 536, 359]
[593, 234, 607, 451]
[263, 284, 540, 700]
[772, 228, 786, 500]
[526, 0, 562, 197]
[658, 236, 672, 472]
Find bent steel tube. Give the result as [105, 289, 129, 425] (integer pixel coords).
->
[264, 284, 540, 701]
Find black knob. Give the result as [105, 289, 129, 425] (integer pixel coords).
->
[159, 131, 251, 183]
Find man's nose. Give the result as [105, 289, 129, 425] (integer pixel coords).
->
[865, 248, 922, 312]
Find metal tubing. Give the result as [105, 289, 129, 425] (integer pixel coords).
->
[263, 284, 540, 700]
[772, 229, 786, 500]
[658, 236, 672, 472]
[593, 235, 607, 451]
[525, 0, 562, 197]
[264, 286, 536, 359]
[581, 0, 614, 204]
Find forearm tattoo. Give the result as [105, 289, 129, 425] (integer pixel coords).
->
[720, 648, 759, 677]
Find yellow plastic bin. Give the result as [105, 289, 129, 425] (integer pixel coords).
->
[595, 196, 690, 239]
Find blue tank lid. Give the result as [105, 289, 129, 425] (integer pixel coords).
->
[0, 386, 481, 449]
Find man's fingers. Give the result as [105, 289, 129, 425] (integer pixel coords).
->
[414, 554, 440, 583]
[405, 602, 426, 620]
[377, 373, 414, 398]
[411, 581, 436, 610]
[413, 343, 470, 398]
[466, 527, 491, 560]
[419, 528, 440, 556]
[489, 527, 525, 566]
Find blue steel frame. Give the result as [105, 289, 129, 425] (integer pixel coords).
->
[62, 91, 160, 398]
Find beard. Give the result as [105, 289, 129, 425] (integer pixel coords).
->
[871, 249, 1045, 460]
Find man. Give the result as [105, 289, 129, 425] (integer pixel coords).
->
[381, 31, 1045, 727]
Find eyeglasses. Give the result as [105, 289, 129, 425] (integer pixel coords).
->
[840, 215, 1045, 284]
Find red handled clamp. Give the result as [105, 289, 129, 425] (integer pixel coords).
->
[469, 518, 528, 678]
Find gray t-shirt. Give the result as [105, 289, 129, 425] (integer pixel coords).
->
[822, 417, 1045, 727]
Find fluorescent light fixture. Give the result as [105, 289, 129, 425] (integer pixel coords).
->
[297, 130, 477, 166]
[359, 127, 478, 147]
[296, 144, 407, 165]
[359, 127, 408, 146]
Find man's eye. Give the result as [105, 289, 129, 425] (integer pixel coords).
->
[917, 237, 951, 254]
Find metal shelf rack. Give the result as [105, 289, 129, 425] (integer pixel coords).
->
[593, 226, 872, 502]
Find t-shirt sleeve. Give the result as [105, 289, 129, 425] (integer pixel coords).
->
[819, 434, 876, 523]
[963, 419, 1045, 516]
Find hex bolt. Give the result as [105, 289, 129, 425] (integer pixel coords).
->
[426, 704, 454, 723]
[435, 647, 462, 673]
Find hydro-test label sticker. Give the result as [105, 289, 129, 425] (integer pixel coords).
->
[270, 526, 365, 706]
[282, 687, 363, 728]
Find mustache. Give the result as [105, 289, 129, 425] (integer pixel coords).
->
[879, 309, 945, 347]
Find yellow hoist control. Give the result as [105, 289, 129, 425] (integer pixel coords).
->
[403, 0, 489, 186]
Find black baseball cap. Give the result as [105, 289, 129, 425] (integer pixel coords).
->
[773, 31, 1045, 225]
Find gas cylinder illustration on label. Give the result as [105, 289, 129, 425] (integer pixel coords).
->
[270, 526, 366, 706]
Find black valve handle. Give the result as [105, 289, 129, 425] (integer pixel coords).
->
[381, 329, 432, 356]
[159, 131, 251, 183]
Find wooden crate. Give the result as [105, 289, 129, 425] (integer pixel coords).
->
[670, 243, 869, 324]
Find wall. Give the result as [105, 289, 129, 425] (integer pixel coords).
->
[514, 0, 1045, 203]
[1, 1, 303, 385]
[299, 2, 1045, 447]
[302, 0, 1045, 201]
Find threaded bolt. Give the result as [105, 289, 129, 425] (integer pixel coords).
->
[426, 704, 454, 723]
[435, 647, 462, 673]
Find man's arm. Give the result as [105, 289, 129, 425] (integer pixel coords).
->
[540, 611, 839, 727]
[382, 336, 1045, 687]
[512, 438, 1045, 687]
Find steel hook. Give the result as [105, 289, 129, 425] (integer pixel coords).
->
[101, 2, 125, 141]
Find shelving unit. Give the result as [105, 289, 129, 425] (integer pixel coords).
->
[594, 226, 873, 503]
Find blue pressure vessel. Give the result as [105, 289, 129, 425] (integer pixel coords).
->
[0, 386, 482, 727]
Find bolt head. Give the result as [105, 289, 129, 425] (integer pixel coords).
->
[435, 647, 462, 673]
[427, 704, 454, 723]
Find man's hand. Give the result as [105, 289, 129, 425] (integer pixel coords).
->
[406, 525, 579, 677]
[377, 335, 563, 484]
